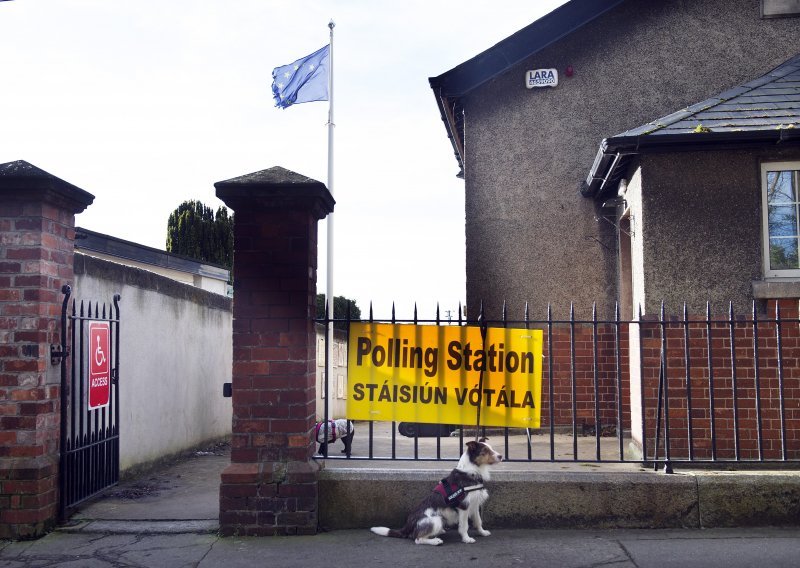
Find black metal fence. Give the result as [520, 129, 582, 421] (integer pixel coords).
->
[317, 301, 800, 470]
[58, 285, 121, 520]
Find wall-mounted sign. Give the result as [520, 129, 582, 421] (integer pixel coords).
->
[526, 68, 558, 89]
[762, 0, 800, 18]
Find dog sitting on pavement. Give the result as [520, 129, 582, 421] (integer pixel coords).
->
[314, 418, 354, 457]
[370, 437, 503, 545]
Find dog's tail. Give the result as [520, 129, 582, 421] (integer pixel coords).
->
[370, 526, 406, 539]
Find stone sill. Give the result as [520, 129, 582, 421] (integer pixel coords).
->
[752, 280, 800, 299]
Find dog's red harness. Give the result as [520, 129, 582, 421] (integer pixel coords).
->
[434, 479, 484, 508]
[315, 420, 337, 442]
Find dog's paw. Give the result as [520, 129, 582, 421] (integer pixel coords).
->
[478, 529, 491, 537]
[414, 537, 443, 546]
[462, 536, 476, 544]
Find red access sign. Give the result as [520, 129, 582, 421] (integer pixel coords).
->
[88, 322, 110, 410]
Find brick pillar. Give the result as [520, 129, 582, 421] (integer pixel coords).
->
[215, 166, 334, 536]
[0, 160, 94, 539]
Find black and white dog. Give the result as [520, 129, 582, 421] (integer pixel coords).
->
[370, 438, 503, 545]
[314, 419, 354, 457]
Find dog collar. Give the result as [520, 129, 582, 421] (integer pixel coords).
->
[433, 479, 485, 508]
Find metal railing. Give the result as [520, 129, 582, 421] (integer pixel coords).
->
[317, 301, 800, 470]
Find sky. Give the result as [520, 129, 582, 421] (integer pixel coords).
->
[1, 0, 567, 319]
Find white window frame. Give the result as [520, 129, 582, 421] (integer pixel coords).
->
[761, 161, 800, 279]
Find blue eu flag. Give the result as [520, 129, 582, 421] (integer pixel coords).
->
[272, 45, 329, 109]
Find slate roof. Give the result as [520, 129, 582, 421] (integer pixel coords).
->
[618, 53, 800, 137]
[583, 53, 800, 198]
[428, 0, 626, 177]
[75, 227, 230, 279]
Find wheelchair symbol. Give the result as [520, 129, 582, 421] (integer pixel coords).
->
[95, 335, 106, 367]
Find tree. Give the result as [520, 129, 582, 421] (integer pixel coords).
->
[316, 294, 361, 330]
[166, 200, 233, 272]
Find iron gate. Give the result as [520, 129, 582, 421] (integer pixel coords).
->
[58, 284, 121, 520]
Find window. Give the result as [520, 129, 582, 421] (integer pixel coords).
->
[762, 0, 800, 18]
[762, 162, 800, 278]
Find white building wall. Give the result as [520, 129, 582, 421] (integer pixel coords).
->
[74, 253, 232, 472]
[315, 328, 348, 421]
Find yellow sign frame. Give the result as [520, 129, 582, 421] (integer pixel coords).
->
[346, 322, 543, 429]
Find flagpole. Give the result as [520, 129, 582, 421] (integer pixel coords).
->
[325, 20, 335, 408]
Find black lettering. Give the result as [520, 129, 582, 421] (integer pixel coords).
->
[372, 345, 386, 367]
[447, 341, 462, 371]
[521, 352, 534, 373]
[424, 347, 438, 377]
[463, 342, 473, 372]
[487, 343, 498, 372]
[356, 337, 371, 366]
[468, 387, 481, 406]
[353, 383, 364, 401]
[506, 351, 519, 373]
[522, 391, 535, 408]
[409, 346, 423, 369]
[473, 349, 485, 372]
[419, 385, 433, 404]
[496, 389, 509, 407]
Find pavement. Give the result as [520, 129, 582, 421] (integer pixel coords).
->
[3, 434, 800, 567]
[4, 524, 800, 567]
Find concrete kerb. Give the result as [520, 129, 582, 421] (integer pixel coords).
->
[318, 466, 800, 530]
[56, 437, 800, 535]
[315, 423, 800, 530]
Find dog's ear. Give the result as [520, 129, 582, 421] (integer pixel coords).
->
[466, 440, 478, 452]
[478, 437, 489, 443]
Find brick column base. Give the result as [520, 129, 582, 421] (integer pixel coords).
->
[0, 458, 58, 539]
[219, 461, 319, 536]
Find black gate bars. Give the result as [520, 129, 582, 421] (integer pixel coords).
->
[58, 285, 121, 521]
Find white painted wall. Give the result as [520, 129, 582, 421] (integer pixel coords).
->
[74, 254, 232, 472]
[315, 327, 349, 421]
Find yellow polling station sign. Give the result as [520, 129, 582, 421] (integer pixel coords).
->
[346, 322, 543, 429]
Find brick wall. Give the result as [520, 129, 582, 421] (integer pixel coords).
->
[638, 300, 800, 461]
[483, 302, 799, 463]
[540, 323, 630, 433]
[0, 160, 93, 539]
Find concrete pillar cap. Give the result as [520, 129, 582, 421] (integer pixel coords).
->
[215, 166, 334, 219]
[0, 160, 95, 213]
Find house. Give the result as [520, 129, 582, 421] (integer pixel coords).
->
[429, 0, 800, 319]
[315, 325, 349, 421]
[583, 54, 800, 318]
[75, 226, 231, 296]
